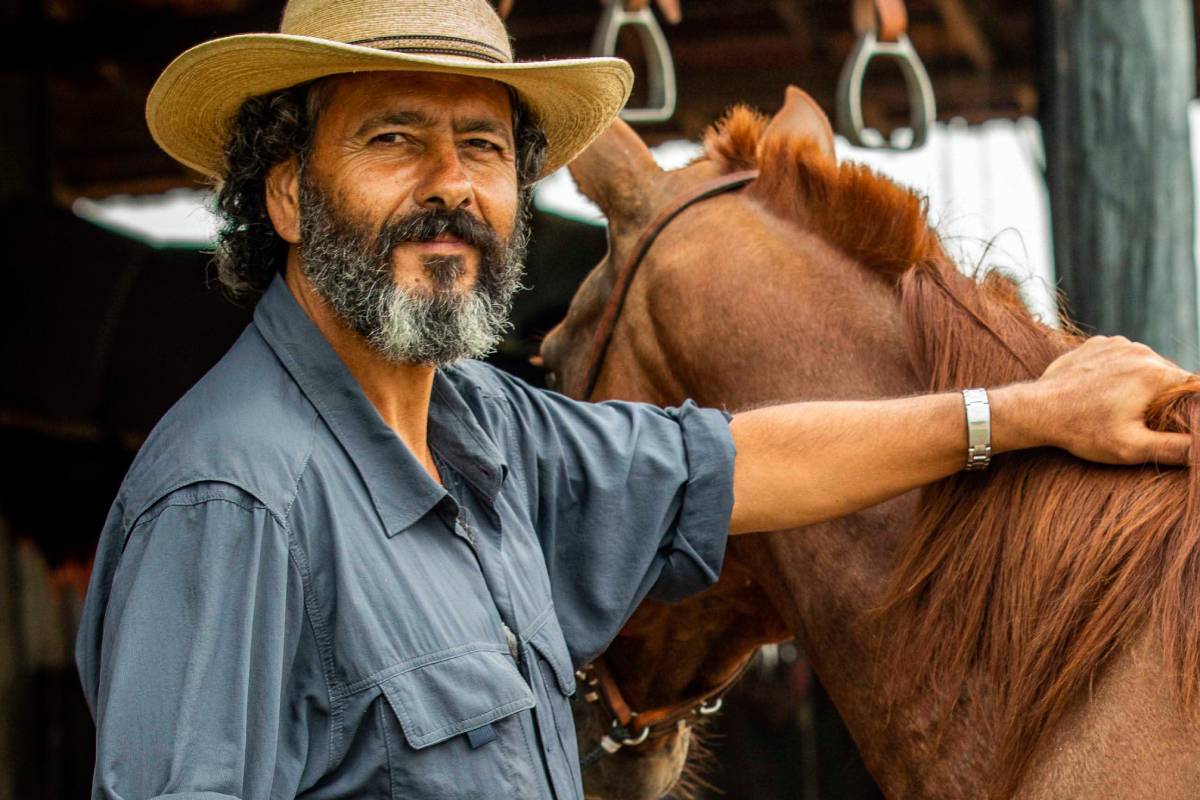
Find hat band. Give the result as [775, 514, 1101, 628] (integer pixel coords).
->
[347, 34, 508, 64]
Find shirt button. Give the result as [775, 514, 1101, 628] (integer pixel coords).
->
[456, 516, 476, 546]
[502, 623, 519, 662]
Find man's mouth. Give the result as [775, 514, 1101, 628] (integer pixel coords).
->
[409, 233, 473, 252]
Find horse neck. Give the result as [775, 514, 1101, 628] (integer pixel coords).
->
[594, 195, 1031, 796]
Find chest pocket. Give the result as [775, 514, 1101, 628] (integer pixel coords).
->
[379, 645, 534, 799]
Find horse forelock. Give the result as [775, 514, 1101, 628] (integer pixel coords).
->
[702, 106, 1200, 795]
[702, 105, 767, 172]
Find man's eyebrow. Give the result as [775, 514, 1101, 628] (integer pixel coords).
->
[453, 118, 513, 145]
[354, 110, 437, 137]
[353, 109, 513, 146]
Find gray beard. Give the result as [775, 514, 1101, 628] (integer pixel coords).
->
[296, 172, 528, 367]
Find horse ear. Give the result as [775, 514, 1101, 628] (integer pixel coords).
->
[758, 86, 837, 163]
[568, 118, 663, 222]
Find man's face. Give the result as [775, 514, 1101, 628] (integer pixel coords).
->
[294, 72, 527, 365]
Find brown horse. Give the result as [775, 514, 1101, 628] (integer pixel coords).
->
[540, 87, 1200, 799]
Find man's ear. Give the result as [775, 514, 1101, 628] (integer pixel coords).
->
[266, 157, 302, 244]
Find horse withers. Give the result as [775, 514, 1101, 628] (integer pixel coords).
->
[541, 87, 1200, 799]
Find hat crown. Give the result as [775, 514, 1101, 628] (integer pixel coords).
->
[280, 0, 513, 63]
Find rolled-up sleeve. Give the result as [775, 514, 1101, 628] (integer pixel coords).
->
[650, 402, 736, 602]
[82, 485, 310, 800]
[482, 369, 736, 664]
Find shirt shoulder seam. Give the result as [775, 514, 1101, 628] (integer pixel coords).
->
[129, 486, 274, 533]
[122, 403, 321, 535]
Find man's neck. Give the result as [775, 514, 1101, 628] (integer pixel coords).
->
[283, 265, 441, 483]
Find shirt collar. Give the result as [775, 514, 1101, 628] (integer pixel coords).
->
[254, 275, 504, 535]
[428, 373, 507, 502]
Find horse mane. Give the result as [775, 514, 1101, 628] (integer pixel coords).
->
[706, 106, 1200, 795]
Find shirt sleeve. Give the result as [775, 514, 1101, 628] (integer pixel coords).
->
[83, 484, 312, 800]
[487, 370, 736, 665]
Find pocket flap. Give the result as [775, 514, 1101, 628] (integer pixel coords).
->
[527, 613, 577, 696]
[380, 646, 534, 749]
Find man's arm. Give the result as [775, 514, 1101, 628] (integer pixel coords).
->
[86, 487, 311, 799]
[729, 336, 1194, 534]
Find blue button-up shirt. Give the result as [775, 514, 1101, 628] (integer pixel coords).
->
[76, 275, 735, 800]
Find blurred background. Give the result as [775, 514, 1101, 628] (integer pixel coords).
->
[3, 0, 1199, 797]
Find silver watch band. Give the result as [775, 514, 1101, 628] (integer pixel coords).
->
[962, 388, 991, 471]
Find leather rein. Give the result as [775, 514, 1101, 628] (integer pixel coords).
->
[570, 170, 759, 764]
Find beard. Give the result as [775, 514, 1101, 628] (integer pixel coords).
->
[296, 170, 528, 367]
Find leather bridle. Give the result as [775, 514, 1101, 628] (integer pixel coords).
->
[576, 654, 756, 766]
[571, 169, 759, 400]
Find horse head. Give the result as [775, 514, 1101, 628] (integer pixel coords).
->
[542, 87, 840, 402]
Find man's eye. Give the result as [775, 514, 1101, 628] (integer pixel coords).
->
[466, 139, 502, 152]
[371, 132, 407, 144]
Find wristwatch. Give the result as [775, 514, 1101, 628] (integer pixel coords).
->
[962, 388, 991, 471]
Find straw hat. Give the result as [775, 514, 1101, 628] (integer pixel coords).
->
[146, 0, 634, 180]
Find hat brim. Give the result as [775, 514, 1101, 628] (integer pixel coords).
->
[146, 33, 634, 180]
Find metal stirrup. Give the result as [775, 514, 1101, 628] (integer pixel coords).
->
[591, 0, 677, 124]
[836, 2, 936, 150]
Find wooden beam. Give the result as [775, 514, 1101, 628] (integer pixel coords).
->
[929, 0, 996, 71]
[771, 0, 815, 57]
[1041, 0, 1199, 365]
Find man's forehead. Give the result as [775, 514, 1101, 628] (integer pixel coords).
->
[319, 72, 514, 124]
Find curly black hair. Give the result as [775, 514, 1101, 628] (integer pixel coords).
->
[211, 79, 548, 298]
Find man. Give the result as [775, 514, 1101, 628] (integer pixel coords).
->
[76, 0, 1193, 798]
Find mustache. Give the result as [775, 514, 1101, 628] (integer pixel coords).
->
[377, 207, 504, 257]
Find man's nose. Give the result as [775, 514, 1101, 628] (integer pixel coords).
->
[415, 142, 473, 211]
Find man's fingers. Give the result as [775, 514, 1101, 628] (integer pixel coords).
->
[1040, 335, 1200, 466]
[1137, 431, 1193, 466]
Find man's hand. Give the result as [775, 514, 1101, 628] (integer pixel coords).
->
[992, 335, 1195, 466]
